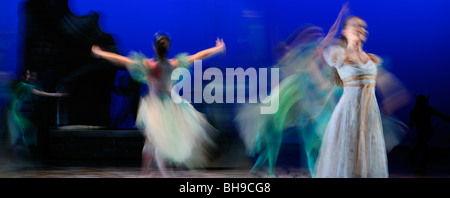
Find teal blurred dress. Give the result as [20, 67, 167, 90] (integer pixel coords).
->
[128, 52, 216, 168]
[7, 81, 36, 148]
[235, 39, 341, 177]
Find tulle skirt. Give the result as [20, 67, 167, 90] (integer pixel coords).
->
[136, 93, 216, 168]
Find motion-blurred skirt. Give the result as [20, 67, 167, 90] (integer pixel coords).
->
[136, 93, 216, 168]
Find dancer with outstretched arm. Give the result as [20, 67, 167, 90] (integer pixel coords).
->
[92, 32, 225, 177]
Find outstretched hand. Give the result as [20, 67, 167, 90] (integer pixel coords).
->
[59, 92, 70, 97]
[339, 2, 350, 17]
[215, 38, 226, 53]
[91, 45, 104, 58]
[186, 38, 226, 64]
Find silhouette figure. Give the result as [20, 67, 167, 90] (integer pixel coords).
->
[408, 94, 450, 173]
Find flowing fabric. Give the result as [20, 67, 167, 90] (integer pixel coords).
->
[129, 52, 216, 168]
[235, 32, 341, 176]
[6, 81, 36, 148]
[235, 26, 409, 177]
[313, 45, 408, 178]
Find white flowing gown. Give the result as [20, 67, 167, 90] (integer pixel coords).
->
[314, 45, 388, 178]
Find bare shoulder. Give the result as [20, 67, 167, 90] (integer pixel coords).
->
[144, 58, 158, 69]
[169, 58, 179, 68]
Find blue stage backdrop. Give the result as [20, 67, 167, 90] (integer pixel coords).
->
[1, 0, 450, 146]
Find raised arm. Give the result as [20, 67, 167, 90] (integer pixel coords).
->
[182, 38, 226, 66]
[91, 45, 135, 67]
[318, 2, 349, 48]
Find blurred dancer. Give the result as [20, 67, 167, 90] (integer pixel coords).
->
[236, 3, 409, 178]
[5, 69, 67, 163]
[314, 4, 409, 177]
[235, 2, 351, 178]
[235, 24, 339, 178]
[408, 95, 450, 173]
[92, 33, 225, 177]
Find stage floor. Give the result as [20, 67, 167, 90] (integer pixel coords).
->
[0, 166, 306, 178]
[1, 146, 449, 178]
[0, 165, 448, 178]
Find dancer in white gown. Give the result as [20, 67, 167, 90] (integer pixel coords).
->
[92, 33, 225, 177]
[314, 15, 390, 177]
[235, 3, 409, 178]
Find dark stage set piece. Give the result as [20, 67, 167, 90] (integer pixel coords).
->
[14, 0, 142, 161]
[19, 0, 121, 127]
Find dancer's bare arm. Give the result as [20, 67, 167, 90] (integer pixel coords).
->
[172, 38, 226, 67]
[91, 45, 135, 67]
